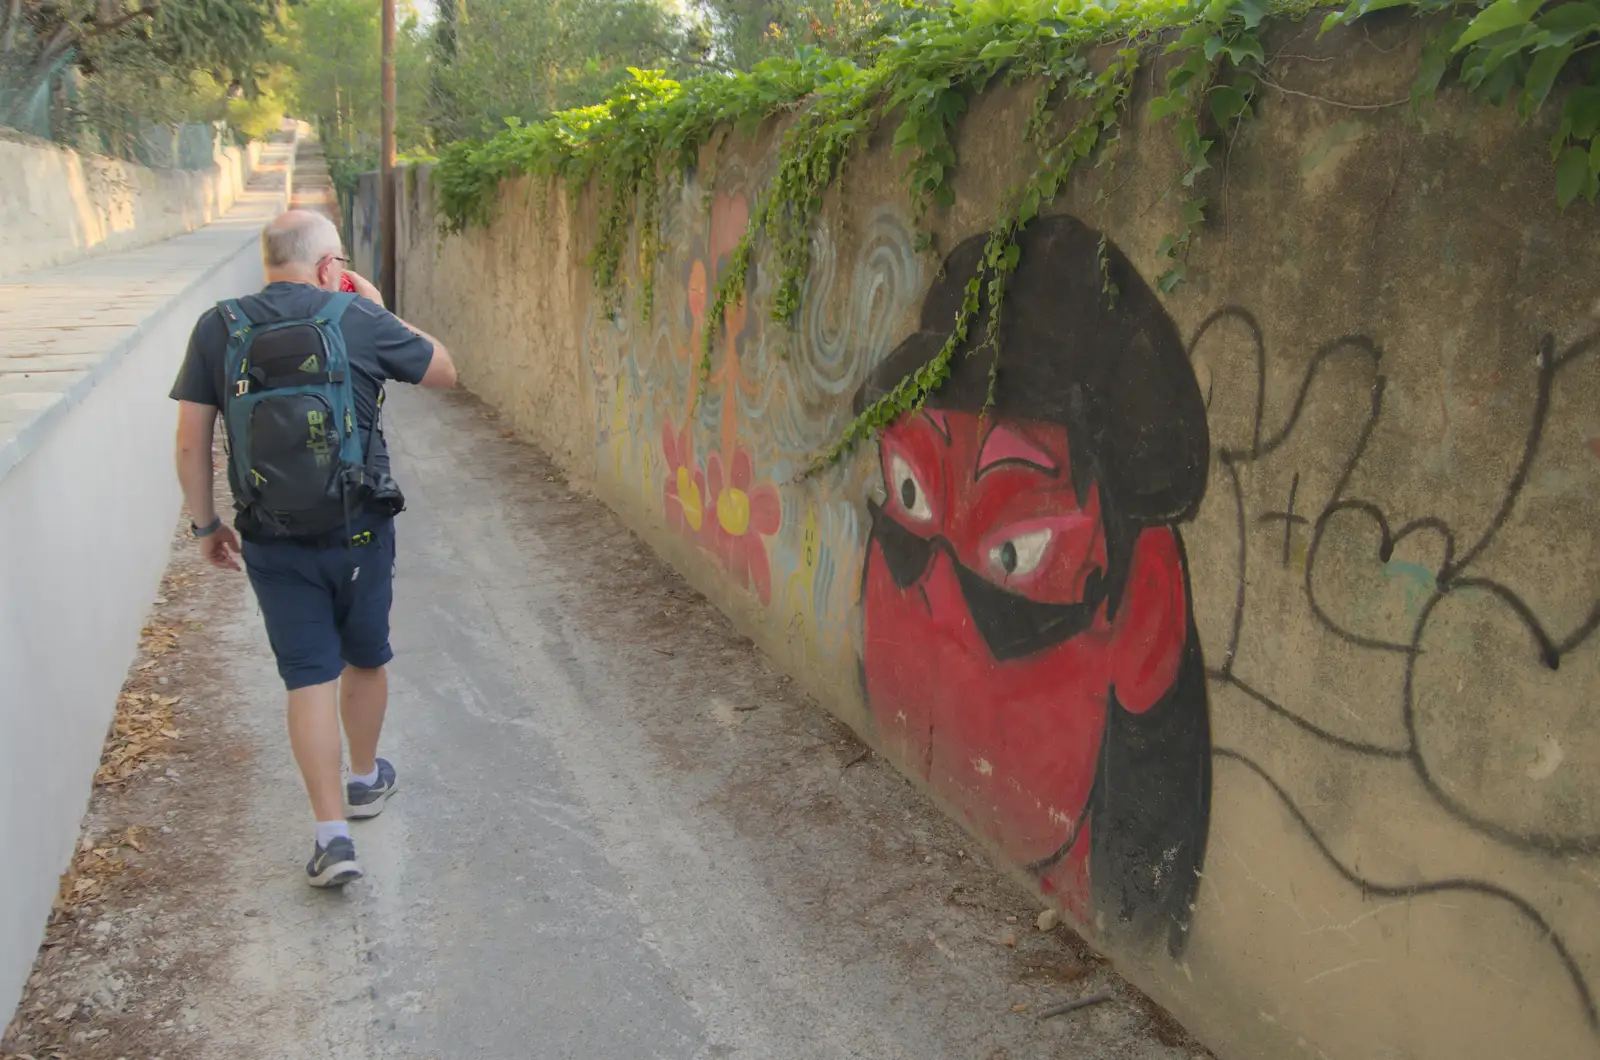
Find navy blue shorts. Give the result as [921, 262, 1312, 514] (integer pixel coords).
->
[242, 515, 397, 690]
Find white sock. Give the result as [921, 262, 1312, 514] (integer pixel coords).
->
[315, 820, 351, 848]
[349, 763, 380, 787]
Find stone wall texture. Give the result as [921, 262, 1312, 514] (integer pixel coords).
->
[0, 134, 263, 281]
[366, 21, 1600, 1060]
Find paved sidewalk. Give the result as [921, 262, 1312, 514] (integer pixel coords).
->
[0, 130, 294, 478]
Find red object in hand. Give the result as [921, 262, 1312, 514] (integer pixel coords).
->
[339, 273, 357, 293]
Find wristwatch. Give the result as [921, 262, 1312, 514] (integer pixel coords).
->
[191, 516, 223, 538]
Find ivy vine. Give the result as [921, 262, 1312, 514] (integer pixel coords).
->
[432, 0, 1600, 473]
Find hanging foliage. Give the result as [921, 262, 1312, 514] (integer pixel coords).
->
[433, 0, 1600, 471]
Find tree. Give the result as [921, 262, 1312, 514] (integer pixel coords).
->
[696, 0, 935, 70]
[424, 0, 701, 143]
[1, 0, 282, 129]
[276, 0, 427, 186]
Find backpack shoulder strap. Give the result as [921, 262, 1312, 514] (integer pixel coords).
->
[217, 299, 253, 345]
[313, 291, 364, 467]
[317, 291, 358, 327]
[217, 300, 255, 401]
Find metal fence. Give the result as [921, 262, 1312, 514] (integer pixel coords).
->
[1, 47, 234, 170]
[0, 48, 72, 141]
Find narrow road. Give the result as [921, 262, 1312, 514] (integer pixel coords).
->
[193, 387, 1201, 1060]
[4, 386, 1206, 1059]
[0, 121, 1197, 1060]
[288, 133, 337, 219]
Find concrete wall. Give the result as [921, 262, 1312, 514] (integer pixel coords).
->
[0, 130, 292, 1022]
[0, 134, 264, 281]
[0, 240, 267, 1021]
[374, 20, 1600, 1060]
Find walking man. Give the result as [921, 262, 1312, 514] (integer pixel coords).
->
[170, 209, 456, 886]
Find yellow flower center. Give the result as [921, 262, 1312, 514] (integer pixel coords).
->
[717, 487, 751, 536]
[677, 466, 703, 531]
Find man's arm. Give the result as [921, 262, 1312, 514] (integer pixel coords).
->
[175, 401, 241, 571]
[344, 270, 457, 389]
[412, 329, 457, 389]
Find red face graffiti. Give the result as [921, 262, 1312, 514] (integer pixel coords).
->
[855, 215, 1210, 954]
[861, 409, 1192, 913]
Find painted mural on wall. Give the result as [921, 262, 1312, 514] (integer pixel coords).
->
[852, 217, 1210, 955]
[578, 162, 1600, 1046]
[588, 159, 924, 674]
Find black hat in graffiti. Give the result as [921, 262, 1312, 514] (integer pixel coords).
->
[855, 213, 1210, 527]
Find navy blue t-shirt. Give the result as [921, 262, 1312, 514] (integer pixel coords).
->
[170, 282, 434, 530]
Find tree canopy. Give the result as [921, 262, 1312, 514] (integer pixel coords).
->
[1, 0, 285, 143]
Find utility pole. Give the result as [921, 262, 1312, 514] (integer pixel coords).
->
[379, 0, 397, 310]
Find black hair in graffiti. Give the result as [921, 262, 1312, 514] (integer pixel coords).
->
[857, 215, 1209, 619]
[1092, 559, 1211, 957]
[1194, 307, 1600, 1032]
[855, 214, 1212, 957]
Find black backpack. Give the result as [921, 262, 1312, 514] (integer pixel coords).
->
[217, 293, 396, 538]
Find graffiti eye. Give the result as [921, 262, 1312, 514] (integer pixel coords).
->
[989, 528, 1051, 579]
[889, 454, 933, 523]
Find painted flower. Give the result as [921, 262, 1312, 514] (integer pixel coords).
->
[705, 446, 782, 605]
[662, 420, 706, 538]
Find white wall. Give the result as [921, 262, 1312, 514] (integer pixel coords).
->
[0, 238, 265, 1023]
[0, 136, 264, 282]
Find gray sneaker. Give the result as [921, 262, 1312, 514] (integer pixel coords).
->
[307, 836, 363, 888]
[346, 758, 398, 820]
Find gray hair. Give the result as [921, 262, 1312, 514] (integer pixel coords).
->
[262, 210, 342, 269]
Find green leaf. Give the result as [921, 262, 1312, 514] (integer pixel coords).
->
[1205, 35, 1227, 61]
[1002, 243, 1021, 271]
[936, 92, 968, 123]
[1321, 0, 1412, 34]
[1534, 2, 1600, 48]
[1236, 0, 1269, 30]
[1521, 43, 1573, 116]
[1167, 50, 1209, 90]
[1413, 28, 1458, 106]
[1477, 51, 1527, 104]
[1157, 263, 1187, 293]
[1564, 87, 1600, 142]
[1177, 115, 1203, 155]
[1148, 93, 1187, 120]
[1454, 0, 1544, 51]
[1556, 145, 1589, 206]
[1210, 84, 1250, 124]
[1018, 187, 1043, 224]
[1224, 35, 1266, 66]
[1168, 24, 1213, 53]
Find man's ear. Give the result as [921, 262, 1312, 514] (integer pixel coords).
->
[1106, 528, 1188, 715]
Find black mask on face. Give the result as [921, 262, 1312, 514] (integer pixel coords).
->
[867, 501, 1107, 662]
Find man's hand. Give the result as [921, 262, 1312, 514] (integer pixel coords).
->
[200, 525, 243, 572]
[343, 270, 384, 307]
